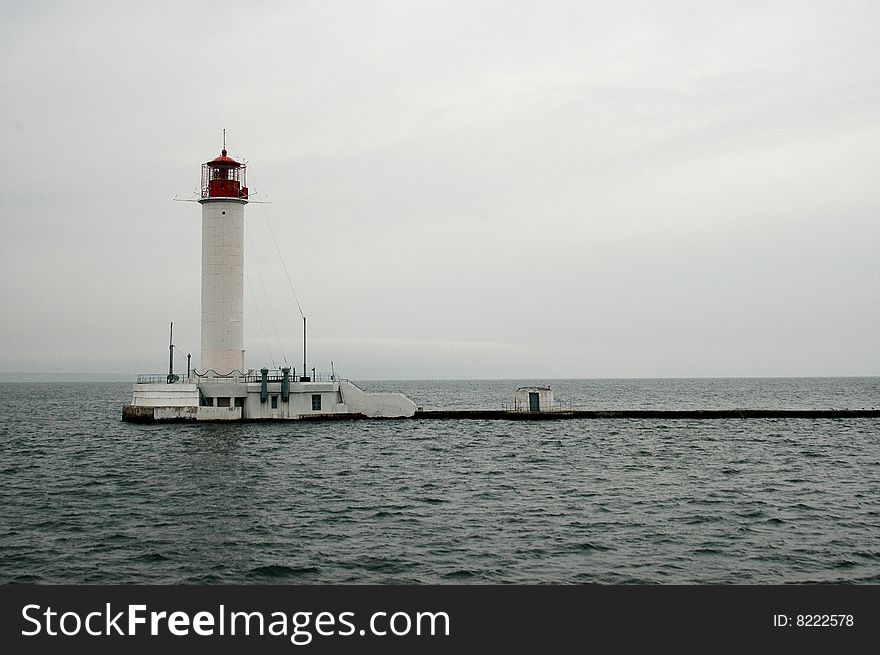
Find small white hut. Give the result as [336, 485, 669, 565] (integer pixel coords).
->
[514, 386, 554, 412]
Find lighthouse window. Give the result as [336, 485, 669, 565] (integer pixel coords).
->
[311, 394, 322, 411]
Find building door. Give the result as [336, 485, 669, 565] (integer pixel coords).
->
[529, 392, 540, 412]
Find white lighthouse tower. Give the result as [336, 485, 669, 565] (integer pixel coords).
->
[198, 143, 249, 375]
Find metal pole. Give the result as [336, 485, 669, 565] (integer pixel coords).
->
[187, 354, 191, 380]
[303, 316, 307, 380]
[168, 322, 174, 383]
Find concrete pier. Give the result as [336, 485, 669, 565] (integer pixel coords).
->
[122, 407, 880, 422]
[412, 409, 880, 420]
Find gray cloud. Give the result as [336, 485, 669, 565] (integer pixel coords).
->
[2, 1, 878, 378]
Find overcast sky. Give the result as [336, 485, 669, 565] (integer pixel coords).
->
[1, 1, 878, 379]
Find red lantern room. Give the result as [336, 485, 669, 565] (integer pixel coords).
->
[200, 148, 249, 200]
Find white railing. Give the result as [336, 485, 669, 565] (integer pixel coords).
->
[501, 399, 573, 413]
[136, 373, 193, 384]
[136, 369, 340, 384]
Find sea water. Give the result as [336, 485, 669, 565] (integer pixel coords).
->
[0, 378, 877, 583]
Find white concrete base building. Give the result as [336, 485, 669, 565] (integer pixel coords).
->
[124, 374, 417, 422]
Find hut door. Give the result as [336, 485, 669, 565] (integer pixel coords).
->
[529, 392, 540, 412]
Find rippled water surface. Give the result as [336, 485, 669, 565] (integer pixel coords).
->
[1, 379, 878, 583]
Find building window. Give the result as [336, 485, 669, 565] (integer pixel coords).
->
[217, 397, 230, 408]
[311, 394, 322, 411]
[271, 395, 278, 409]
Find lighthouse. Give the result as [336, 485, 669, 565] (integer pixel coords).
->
[122, 142, 418, 422]
[198, 145, 249, 375]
